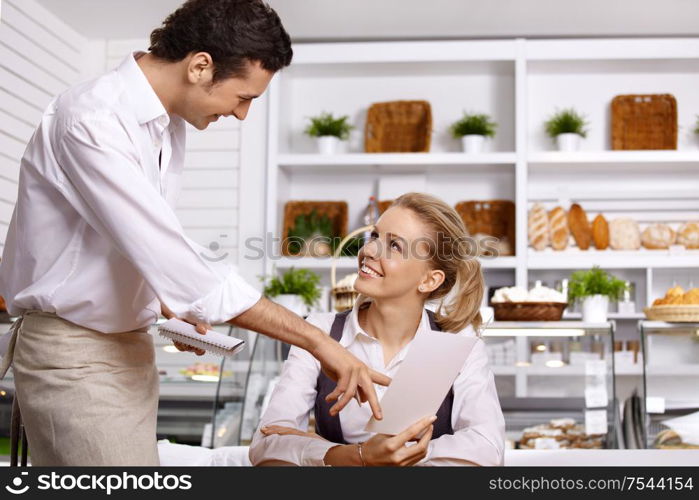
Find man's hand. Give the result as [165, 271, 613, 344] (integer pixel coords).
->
[229, 297, 391, 420]
[312, 335, 391, 419]
[161, 303, 211, 356]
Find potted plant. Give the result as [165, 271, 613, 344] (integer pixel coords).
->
[544, 108, 589, 152]
[262, 268, 322, 317]
[304, 112, 354, 155]
[568, 266, 628, 323]
[450, 112, 497, 153]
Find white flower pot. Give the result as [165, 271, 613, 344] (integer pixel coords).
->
[461, 135, 485, 154]
[556, 133, 581, 152]
[581, 294, 609, 323]
[272, 294, 309, 317]
[316, 136, 341, 155]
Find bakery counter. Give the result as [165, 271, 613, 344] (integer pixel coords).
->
[505, 449, 699, 466]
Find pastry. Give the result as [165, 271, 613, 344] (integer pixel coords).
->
[548, 207, 569, 251]
[641, 223, 676, 250]
[567, 204, 592, 250]
[550, 418, 576, 430]
[519, 420, 605, 450]
[677, 221, 699, 249]
[592, 214, 610, 250]
[609, 217, 641, 250]
[682, 288, 699, 305]
[528, 203, 549, 251]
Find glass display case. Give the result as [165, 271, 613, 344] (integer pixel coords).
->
[639, 321, 699, 450]
[155, 323, 265, 445]
[483, 321, 621, 450]
[208, 329, 284, 448]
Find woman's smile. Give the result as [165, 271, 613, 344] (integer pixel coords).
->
[359, 258, 384, 279]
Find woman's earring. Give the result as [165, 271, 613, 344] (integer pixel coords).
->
[418, 286, 425, 292]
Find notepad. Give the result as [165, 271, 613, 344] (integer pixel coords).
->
[365, 330, 477, 435]
[157, 318, 246, 357]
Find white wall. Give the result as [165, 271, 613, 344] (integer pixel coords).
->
[0, 0, 86, 248]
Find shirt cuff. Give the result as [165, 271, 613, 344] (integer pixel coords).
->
[301, 439, 337, 466]
[188, 267, 262, 324]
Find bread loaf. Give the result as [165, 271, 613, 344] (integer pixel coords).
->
[677, 221, 699, 249]
[592, 214, 609, 250]
[641, 223, 676, 250]
[609, 218, 641, 250]
[548, 207, 569, 251]
[528, 203, 550, 251]
[567, 204, 592, 250]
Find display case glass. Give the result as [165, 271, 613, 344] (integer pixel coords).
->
[639, 321, 699, 450]
[483, 321, 620, 450]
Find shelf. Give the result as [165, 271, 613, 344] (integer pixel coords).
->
[278, 152, 517, 172]
[646, 364, 699, 376]
[492, 364, 642, 376]
[528, 249, 699, 269]
[528, 150, 699, 165]
[273, 255, 518, 270]
[563, 312, 646, 320]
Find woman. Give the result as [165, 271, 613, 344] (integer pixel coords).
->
[249, 193, 505, 466]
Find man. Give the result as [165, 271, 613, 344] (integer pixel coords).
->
[0, 0, 388, 466]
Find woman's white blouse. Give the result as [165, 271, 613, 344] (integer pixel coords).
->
[249, 299, 506, 466]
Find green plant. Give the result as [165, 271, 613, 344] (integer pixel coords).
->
[286, 209, 335, 255]
[694, 115, 699, 134]
[544, 108, 589, 138]
[286, 210, 364, 256]
[567, 266, 628, 303]
[261, 268, 322, 307]
[304, 112, 354, 140]
[450, 112, 497, 138]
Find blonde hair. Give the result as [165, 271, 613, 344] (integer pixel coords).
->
[390, 192, 484, 333]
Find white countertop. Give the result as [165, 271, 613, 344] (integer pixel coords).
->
[505, 449, 699, 466]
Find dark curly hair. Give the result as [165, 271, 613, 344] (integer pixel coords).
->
[149, 0, 292, 82]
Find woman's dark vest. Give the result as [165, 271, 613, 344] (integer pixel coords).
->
[313, 309, 454, 443]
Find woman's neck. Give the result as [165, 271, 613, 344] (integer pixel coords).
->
[359, 296, 425, 354]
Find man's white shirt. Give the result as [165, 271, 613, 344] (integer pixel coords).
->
[0, 52, 261, 333]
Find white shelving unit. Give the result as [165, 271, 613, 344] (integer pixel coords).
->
[264, 37, 699, 316]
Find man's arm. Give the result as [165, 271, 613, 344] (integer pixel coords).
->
[231, 297, 389, 418]
[55, 114, 388, 418]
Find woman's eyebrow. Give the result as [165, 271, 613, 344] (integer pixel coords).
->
[386, 231, 406, 241]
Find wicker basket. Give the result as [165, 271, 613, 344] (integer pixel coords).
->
[455, 200, 516, 256]
[493, 302, 567, 321]
[611, 94, 677, 150]
[365, 100, 432, 153]
[281, 201, 348, 256]
[377, 200, 393, 215]
[643, 305, 699, 322]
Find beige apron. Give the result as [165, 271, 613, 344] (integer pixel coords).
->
[0, 311, 160, 466]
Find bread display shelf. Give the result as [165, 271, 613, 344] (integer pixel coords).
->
[528, 249, 699, 269]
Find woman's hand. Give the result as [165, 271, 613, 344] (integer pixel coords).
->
[361, 416, 436, 466]
[161, 303, 210, 356]
[322, 415, 436, 467]
[260, 425, 327, 441]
